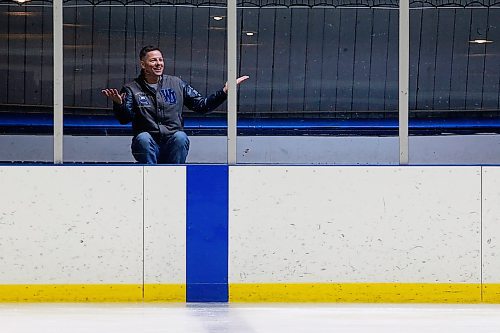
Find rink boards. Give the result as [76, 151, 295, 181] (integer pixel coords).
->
[0, 165, 500, 303]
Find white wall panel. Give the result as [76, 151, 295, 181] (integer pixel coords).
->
[6, 135, 500, 165]
[230, 166, 481, 283]
[481, 167, 500, 283]
[144, 166, 186, 284]
[0, 166, 143, 284]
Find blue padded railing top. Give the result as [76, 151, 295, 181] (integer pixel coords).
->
[1, 112, 500, 136]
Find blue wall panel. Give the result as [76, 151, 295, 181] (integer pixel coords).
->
[186, 165, 228, 302]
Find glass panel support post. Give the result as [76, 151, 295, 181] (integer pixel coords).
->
[227, 0, 237, 165]
[53, 0, 64, 164]
[399, 0, 410, 165]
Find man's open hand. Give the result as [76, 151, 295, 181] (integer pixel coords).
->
[101, 89, 125, 105]
[223, 76, 250, 94]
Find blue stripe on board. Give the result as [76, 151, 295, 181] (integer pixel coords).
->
[186, 165, 229, 302]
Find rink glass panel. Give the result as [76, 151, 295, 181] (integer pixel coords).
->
[0, 4, 54, 163]
[236, 6, 400, 165]
[408, 6, 500, 165]
[62, 5, 228, 163]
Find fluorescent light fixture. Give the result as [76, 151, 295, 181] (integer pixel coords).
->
[0, 33, 48, 40]
[64, 45, 93, 49]
[6, 11, 37, 16]
[213, 16, 224, 21]
[63, 23, 86, 28]
[469, 39, 493, 44]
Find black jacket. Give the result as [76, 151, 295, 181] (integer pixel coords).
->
[113, 74, 227, 140]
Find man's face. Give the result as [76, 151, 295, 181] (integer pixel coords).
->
[141, 50, 164, 77]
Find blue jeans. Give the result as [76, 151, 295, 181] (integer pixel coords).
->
[131, 131, 190, 164]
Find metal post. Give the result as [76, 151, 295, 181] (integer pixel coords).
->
[399, 0, 409, 165]
[227, 0, 237, 165]
[53, 0, 64, 164]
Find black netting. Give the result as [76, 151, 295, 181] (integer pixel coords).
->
[2, 0, 500, 7]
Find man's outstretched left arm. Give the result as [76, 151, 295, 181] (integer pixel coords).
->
[183, 76, 249, 114]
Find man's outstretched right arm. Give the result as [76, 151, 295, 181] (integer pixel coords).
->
[101, 88, 134, 124]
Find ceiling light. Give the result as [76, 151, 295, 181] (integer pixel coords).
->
[213, 16, 223, 21]
[245, 32, 256, 36]
[469, 39, 493, 44]
[13, 0, 31, 3]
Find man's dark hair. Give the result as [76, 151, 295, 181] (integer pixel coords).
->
[139, 45, 162, 60]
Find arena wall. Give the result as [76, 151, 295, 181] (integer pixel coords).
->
[0, 165, 499, 302]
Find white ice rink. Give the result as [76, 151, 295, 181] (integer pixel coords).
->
[1, 304, 500, 333]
